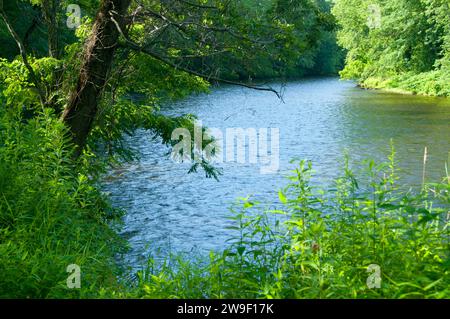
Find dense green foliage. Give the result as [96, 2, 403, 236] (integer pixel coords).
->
[0, 0, 448, 299]
[198, 0, 345, 77]
[217, 0, 345, 78]
[0, 0, 343, 79]
[0, 106, 126, 297]
[1, 110, 448, 298]
[132, 152, 450, 298]
[333, 0, 450, 96]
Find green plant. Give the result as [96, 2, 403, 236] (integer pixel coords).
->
[136, 147, 450, 299]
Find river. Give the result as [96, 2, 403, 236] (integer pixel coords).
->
[103, 77, 450, 268]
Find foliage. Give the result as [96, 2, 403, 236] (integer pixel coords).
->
[0, 1, 48, 58]
[333, 0, 450, 96]
[134, 150, 450, 299]
[0, 34, 218, 175]
[216, 0, 344, 78]
[2, 91, 448, 298]
[0, 0, 448, 299]
[0, 105, 127, 298]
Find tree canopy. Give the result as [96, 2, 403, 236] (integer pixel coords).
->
[0, 0, 342, 160]
[333, 0, 450, 96]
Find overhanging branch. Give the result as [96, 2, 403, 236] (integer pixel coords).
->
[130, 42, 282, 98]
[110, 13, 283, 99]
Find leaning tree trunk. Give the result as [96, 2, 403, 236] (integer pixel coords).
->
[62, 0, 131, 156]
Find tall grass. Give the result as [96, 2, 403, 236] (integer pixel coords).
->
[0, 108, 127, 298]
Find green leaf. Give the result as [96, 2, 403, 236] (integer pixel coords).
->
[278, 190, 287, 204]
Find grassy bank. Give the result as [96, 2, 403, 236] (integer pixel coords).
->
[0, 108, 128, 298]
[359, 71, 450, 97]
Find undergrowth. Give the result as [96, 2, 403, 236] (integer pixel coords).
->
[133, 150, 450, 299]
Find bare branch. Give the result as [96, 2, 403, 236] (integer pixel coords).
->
[115, 32, 282, 98]
[109, 3, 283, 98]
[174, 0, 219, 10]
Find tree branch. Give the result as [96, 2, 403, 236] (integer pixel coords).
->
[110, 14, 283, 99]
[174, 0, 219, 10]
[0, 0, 46, 105]
[129, 42, 281, 98]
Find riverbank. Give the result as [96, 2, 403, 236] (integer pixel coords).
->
[356, 71, 450, 98]
[129, 153, 450, 299]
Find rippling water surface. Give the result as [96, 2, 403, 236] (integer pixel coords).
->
[103, 77, 450, 267]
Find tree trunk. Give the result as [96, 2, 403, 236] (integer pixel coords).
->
[62, 0, 131, 156]
[42, 0, 59, 58]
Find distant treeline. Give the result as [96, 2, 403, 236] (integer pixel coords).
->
[333, 0, 450, 96]
[214, 0, 346, 79]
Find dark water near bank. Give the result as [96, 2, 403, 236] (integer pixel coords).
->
[103, 77, 450, 268]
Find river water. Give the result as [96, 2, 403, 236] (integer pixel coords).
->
[103, 77, 450, 268]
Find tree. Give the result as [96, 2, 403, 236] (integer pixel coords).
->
[61, 0, 131, 155]
[333, 0, 450, 80]
[60, 0, 312, 154]
[1, 0, 336, 157]
[41, 0, 60, 58]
